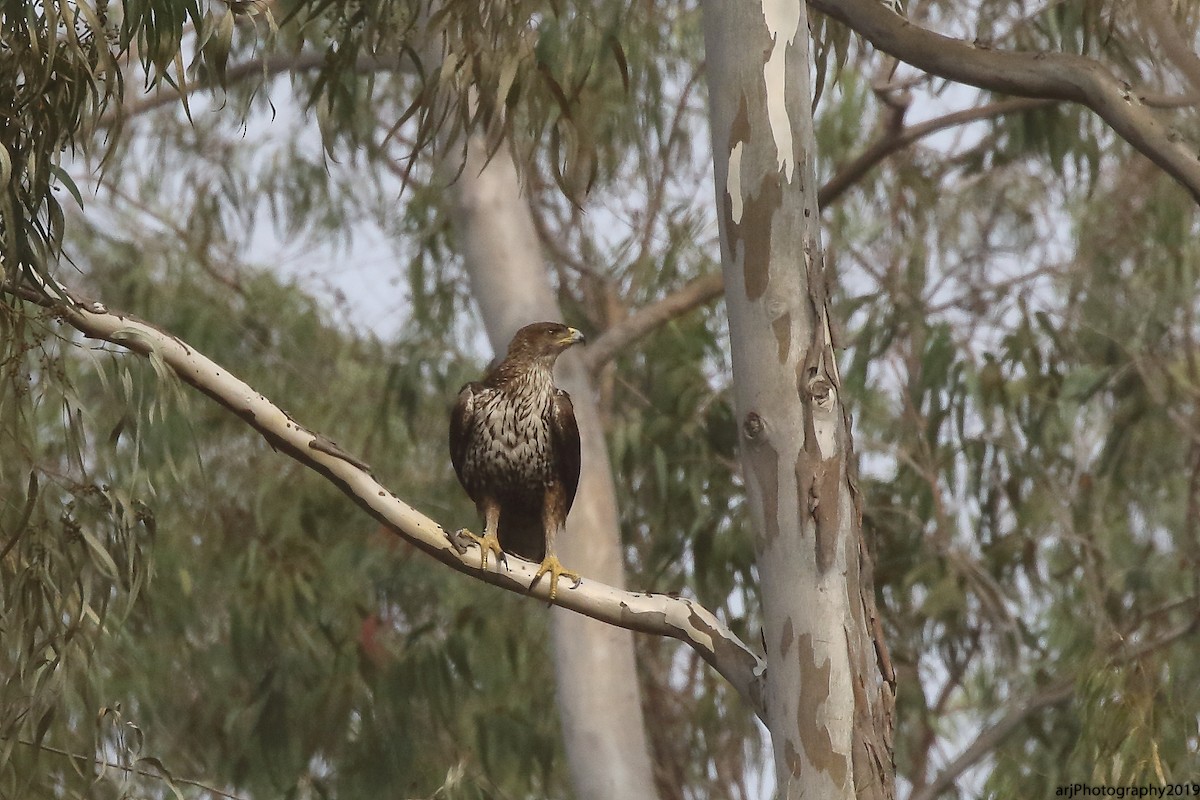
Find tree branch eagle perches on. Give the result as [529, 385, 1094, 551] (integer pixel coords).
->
[5, 277, 768, 721]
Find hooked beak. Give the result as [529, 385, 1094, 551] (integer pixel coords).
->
[561, 327, 586, 347]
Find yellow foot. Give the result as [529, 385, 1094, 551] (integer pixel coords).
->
[530, 555, 582, 601]
[451, 528, 507, 570]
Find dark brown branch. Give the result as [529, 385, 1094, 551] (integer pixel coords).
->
[808, 0, 1200, 204]
[634, 69, 705, 269]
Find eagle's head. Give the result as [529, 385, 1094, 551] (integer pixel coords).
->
[505, 322, 586, 364]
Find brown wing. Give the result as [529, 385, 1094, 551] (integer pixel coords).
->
[550, 388, 582, 511]
[449, 382, 481, 495]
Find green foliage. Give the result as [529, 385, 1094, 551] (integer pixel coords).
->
[2, 247, 570, 798]
[1, 1, 110, 280]
[0, 0, 262, 284]
[271, 0, 644, 200]
[819, 3, 1200, 792]
[6, 0, 1200, 798]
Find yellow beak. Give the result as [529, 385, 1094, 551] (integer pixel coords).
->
[561, 327, 586, 346]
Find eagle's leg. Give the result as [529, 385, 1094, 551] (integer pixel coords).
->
[466, 498, 507, 571]
[530, 552, 581, 602]
[530, 483, 581, 601]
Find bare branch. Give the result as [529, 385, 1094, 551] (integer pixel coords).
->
[581, 272, 724, 375]
[586, 3, 1200, 375]
[99, 52, 401, 127]
[4, 280, 768, 721]
[1138, 90, 1200, 108]
[809, 0, 1200, 204]
[584, 96, 1050, 374]
[910, 615, 1200, 800]
[8, 738, 246, 800]
[820, 97, 1055, 208]
[908, 679, 1074, 800]
[1139, 0, 1200, 97]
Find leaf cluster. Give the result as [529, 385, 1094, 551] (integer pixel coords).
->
[7, 0, 1200, 798]
[818, 2, 1200, 790]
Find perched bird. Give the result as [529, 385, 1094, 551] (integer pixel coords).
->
[449, 321, 586, 600]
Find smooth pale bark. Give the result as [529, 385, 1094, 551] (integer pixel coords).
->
[448, 140, 662, 800]
[701, 2, 894, 798]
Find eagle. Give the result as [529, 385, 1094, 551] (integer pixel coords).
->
[449, 321, 586, 600]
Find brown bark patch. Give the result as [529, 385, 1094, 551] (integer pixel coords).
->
[796, 363, 844, 574]
[687, 607, 768, 716]
[742, 412, 780, 548]
[785, 741, 804, 777]
[796, 632, 850, 789]
[780, 618, 794, 658]
[772, 312, 791, 362]
[795, 449, 840, 573]
[731, 92, 752, 146]
[721, 89, 785, 303]
[720, 91, 782, 303]
[815, 458, 843, 572]
[737, 173, 783, 302]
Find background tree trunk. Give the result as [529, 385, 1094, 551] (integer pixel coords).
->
[448, 136, 662, 800]
[701, 2, 895, 797]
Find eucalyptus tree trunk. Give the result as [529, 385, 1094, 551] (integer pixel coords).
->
[701, 2, 895, 797]
[448, 138, 662, 800]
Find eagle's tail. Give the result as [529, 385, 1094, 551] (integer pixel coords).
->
[496, 505, 547, 563]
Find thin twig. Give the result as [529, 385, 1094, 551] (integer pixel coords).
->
[581, 272, 724, 374]
[99, 52, 402, 127]
[1138, 0, 1200, 98]
[9, 738, 246, 800]
[585, 95, 1052, 374]
[820, 97, 1055, 208]
[911, 615, 1200, 800]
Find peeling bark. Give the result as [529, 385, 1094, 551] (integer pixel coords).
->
[701, 1, 894, 796]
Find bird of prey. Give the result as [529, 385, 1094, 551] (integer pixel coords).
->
[449, 321, 586, 600]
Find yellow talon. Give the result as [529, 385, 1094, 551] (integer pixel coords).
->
[463, 529, 506, 570]
[530, 555, 582, 601]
